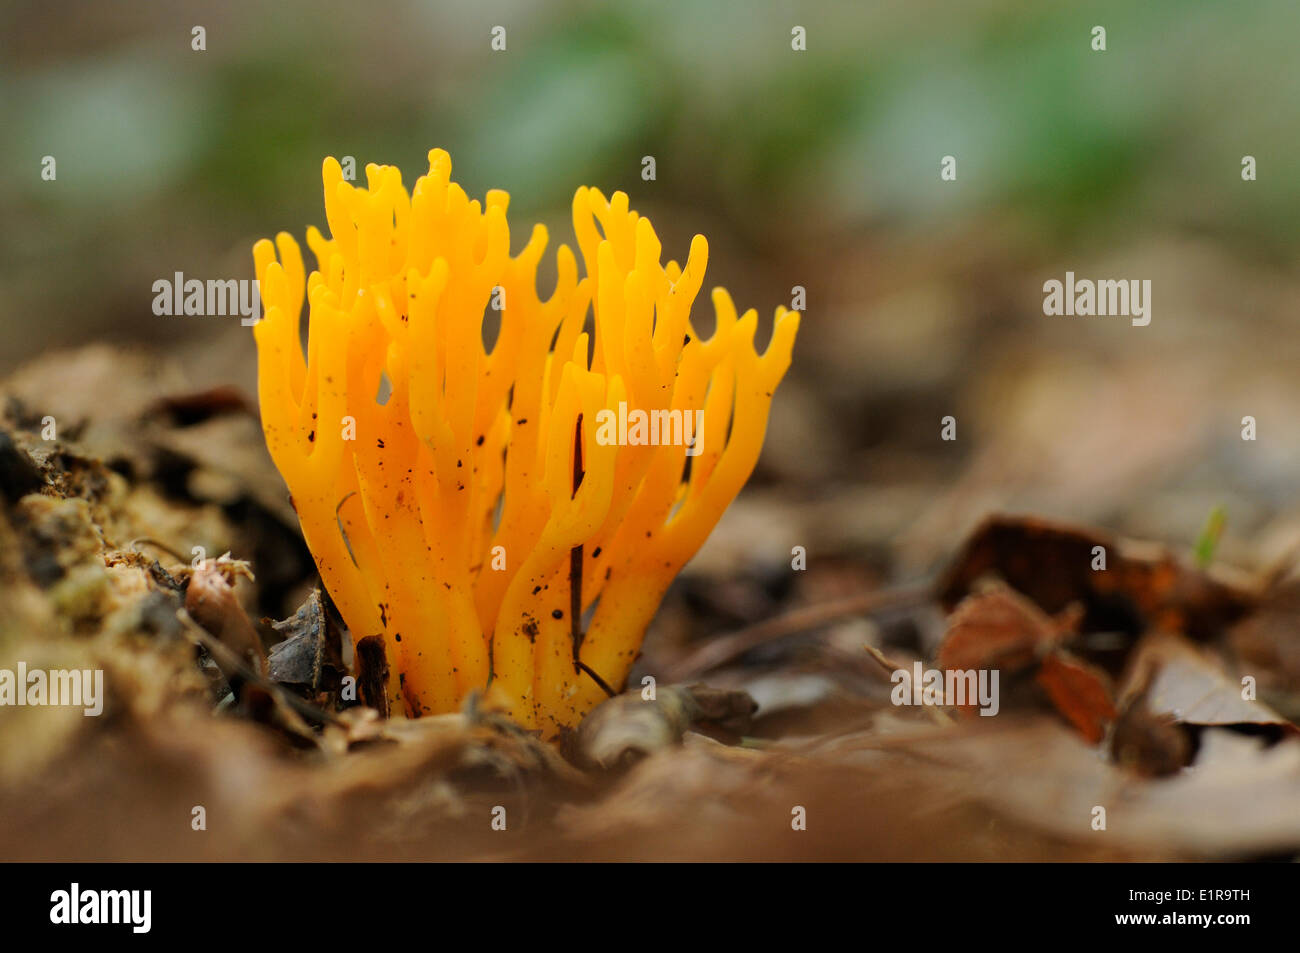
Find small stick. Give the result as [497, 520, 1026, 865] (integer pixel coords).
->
[576, 659, 616, 698]
[663, 581, 935, 681]
[127, 537, 188, 565]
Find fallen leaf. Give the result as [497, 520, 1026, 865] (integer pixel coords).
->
[1119, 632, 1294, 730]
[935, 582, 1066, 674]
[267, 589, 344, 701]
[1035, 650, 1116, 744]
[185, 561, 266, 675]
[938, 514, 1256, 641]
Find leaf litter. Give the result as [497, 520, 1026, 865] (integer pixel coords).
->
[2, 346, 1299, 860]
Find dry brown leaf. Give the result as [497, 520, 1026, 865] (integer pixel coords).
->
[935, 582, 1065, 673]
[185, 561, 266, 673]
[1035, 650, 1116, 744]
[938, 514, 1256, 641]
[267, 588, 345, 704]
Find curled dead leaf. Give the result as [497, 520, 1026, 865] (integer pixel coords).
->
[935, 582, 1070, 674]
[185, 561, 265, 674]
[939, 515, 1256, 641]
[1035, 650, 1116, 745]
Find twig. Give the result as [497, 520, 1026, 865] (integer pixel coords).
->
[576, 659, 616, 698]
[662, 581, 935, 681]
[127, 537, 188, 564]
[862, 642, 953, 727]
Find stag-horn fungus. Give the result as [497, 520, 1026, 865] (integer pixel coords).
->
[253, 150, 799, 735]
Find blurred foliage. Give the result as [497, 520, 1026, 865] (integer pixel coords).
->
[1, 0, 1299, 367]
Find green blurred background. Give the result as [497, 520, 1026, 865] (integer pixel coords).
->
[4, 0, 1300, 572]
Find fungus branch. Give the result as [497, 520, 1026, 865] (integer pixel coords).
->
[252, 149, 799, 735]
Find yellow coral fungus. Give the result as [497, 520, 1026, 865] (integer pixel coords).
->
[252, 149, 798, 734]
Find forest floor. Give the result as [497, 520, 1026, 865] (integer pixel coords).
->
[2, 344, 1300, 862]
